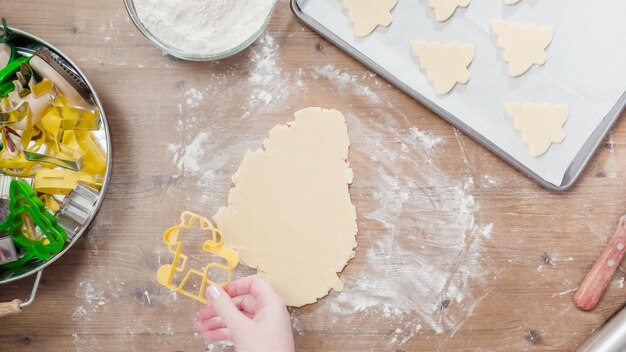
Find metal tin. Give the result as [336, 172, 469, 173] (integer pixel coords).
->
[123, 0, 277, 62]
[290, 0, 626, 191]
[0, 27, 112, 284]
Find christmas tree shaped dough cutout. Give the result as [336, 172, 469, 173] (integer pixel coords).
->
[506, 103, 569, 157]
[504, 0, 521, 5]
[492, 20, 553, 77]
[214, 107, 358, 307]
[342, 0, 398, 37]
[411, 41, 475, 95]
[428, 0, 470, 22]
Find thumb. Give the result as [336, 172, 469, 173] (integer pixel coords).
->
[206, 284, 246, 329]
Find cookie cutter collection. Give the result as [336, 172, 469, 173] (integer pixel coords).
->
[0, 18, 106, 271]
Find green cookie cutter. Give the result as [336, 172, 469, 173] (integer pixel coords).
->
[0, 18, 15, 44]
[0, 179, 67, 269]
[0, 18, 26, 97]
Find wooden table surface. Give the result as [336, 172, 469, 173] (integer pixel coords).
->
[1, 1, 625, 351]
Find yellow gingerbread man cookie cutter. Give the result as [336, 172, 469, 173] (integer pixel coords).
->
[156, 211, 239, 304]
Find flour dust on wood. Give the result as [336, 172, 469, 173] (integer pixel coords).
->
[158, 32, 497, 350]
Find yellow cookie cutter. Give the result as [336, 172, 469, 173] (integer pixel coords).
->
[33, 169, 98, 195]
[156, 211, 239, 304]
[62, 130, 106, 176]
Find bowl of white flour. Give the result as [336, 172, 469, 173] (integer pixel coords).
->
[124, 0, 277, 61]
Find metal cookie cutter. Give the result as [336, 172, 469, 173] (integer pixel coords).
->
[156, 211, 239, 304]
[0, 176, 33, 199]
[23, 151, 83, 171]
[55, 182, 99, 240]
[0, 236, 18, 265]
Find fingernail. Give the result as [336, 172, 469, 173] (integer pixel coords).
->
[206, 285, 220, 300]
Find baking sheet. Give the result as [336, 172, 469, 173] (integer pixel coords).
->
[295, 0, 626, 188]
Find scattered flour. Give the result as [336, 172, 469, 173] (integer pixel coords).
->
[184, 88, 204, 108]
[290, 311, 304, 336]
[483, 174, 498, 187]
[324, 163, 493, 335]
[297, 72, 495, 343]
[552, 288, 577, 298]
[311, 64, 381, 103]
[72, 333, 98, 352]
[206, 341, 235, 351]
[158, 30, 496, 349]
[72, 306, 89, 321]
[169, 131, 212, 174]
[144, 290, 152, 306]
[77, 282, 105, 304]
[408, 126, 443, 150]
[248, 35, 284, 106]
[390, 324, 423, 345]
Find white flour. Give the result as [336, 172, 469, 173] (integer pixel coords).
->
[408, 126, 443, 151]
[248, 35, 282, 106]
[168, 131, 211, 174]
[311, 64, 381, 103]
[134, 0, 275, 56]
[312, 110, 496, 337]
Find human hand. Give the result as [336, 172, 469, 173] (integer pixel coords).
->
[196, 275, 295, 352]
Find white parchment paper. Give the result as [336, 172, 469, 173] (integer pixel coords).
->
[298, 0, 626, 186]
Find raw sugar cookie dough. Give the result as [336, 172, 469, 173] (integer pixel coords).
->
[214, 107, 358, 307]
[342, 0, 398, 37]
[492, 20, 554, 77]
[411, 41, 475, 95]
[428, 0, 470, 22]
[506, 103, 569, 157]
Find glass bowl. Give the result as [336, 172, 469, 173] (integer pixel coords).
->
[123, 0, 277, 61]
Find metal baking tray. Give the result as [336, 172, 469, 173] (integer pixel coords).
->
[290, 0, 626, 191]
[0, 27, 112, 308]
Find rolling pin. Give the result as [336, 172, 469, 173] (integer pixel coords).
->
[574, 215, 626, 311]
[577, 304, 626, 352]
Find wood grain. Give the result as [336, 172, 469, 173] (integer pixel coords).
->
[0, 1, 624, 351]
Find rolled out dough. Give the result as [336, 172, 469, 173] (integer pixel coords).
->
[506, 103, 569, 157]
[504, 0, 521, 5]
[214, 107, 358, 307]
[342, 0, 398, 37]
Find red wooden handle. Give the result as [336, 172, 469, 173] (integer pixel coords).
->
[574, 215, 626, 311]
